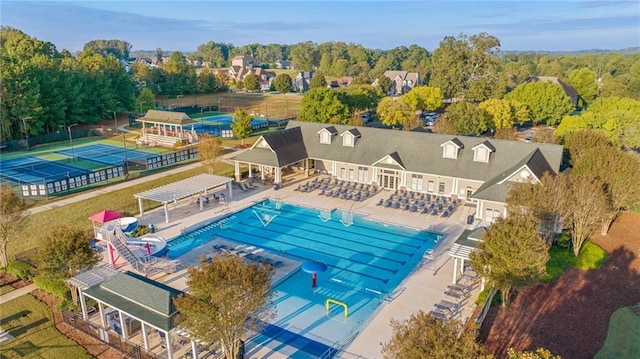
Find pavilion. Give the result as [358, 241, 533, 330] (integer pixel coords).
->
[136, 110, 199, 147]
[447, 226, 486, 290]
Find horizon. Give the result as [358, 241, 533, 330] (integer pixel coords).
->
[2, 0, 639, 53]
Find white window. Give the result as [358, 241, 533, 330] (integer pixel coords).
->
[411, 174, 423, 191]
[358, 167, 368, 182]
[474, 147, 489, 162]
[438, 182, 445, 194]
[348, 169, 354, 180]
[485, 208, 502, 223]
[443, 144, 457, 159]
[342, 133, 354, 147]
[320, 131, 331, 144]
[427, 181, 434, 193]
[340, 168, 346, 179]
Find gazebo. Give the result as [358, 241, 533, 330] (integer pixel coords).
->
[136, 110, 199, 147]
[134, 174, 234, 223]
[447, 227, 486, 290]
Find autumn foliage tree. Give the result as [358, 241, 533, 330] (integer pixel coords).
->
[381, 311, 484, 359]
[377, 96, 416, 129]
[506, 81, 574, 125]
[0, 187, 26, 267]
[37, 225, 101, 280]
[174, 255, 275, 359]
[471, 214, 549, 306]
[198, 134, 223, 174]
[444, 101, 492, 135]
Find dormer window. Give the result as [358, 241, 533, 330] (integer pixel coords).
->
[318, 126, 338, 144]
[472, 141, 496, 163]
[340, 129, 361, 147]
[441, 138, 464, 159]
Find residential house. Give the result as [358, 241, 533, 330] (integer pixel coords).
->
[327, 76, 354, 88]
[231, 54, 258, 68]
[228, 66, 275, 91]
[292, 71, 314, 92]
[275, 59, 292, 69]
[527, 76, 579, 107]
[372, 70, 422, 95]
[231, 121, 564, 224]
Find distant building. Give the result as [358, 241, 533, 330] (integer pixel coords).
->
[327, 76, 354, 89]
[275, 59, 292, 69]
[231, 55, 258, 68]
[292, 72, 314, 92]
[527, 76, 579, 107]
[372, 71, 422, 95]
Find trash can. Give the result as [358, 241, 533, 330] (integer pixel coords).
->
[466, 215, 474, 225]
[273, 185, 278, 191]
[148, 223, 155, 233]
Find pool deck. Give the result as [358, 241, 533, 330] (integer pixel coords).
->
[132, 175, 481, 359]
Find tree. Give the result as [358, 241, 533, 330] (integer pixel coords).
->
[243, 73, 260, 91]
[569, 67, 598, 107]
[299, 87, 350, 124]
[174, 255, 275, 359]
[376, 97, 416, 129]
[196, 69, 218, 93]
[507, 347, 562, 359]
[506, 81, 574, 125]
[310, 72, 327, 89]
[381, 311, 484, 359]
[377, 75, 393, 94]
[230, 108, 253, 144]
[37, 226, 100, 280]
[479, 98, 529, 130]
[434, 115, 456, 134]
[273, 73, 292, 93]
[342, 85, 384, 114]
[198, 134, 223, 174]
[289, 41, 319, 71]
[136, 88, 155, 114]
[444, 101, 492, 135]
[400, 86, 443, 112]
[471, 214, 549, 306]
[0, 187, 26, 267]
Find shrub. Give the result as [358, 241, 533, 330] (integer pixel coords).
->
[6, 260, 33, 279]
[476, 287, 502, 307]
[33, 276, 72, 301]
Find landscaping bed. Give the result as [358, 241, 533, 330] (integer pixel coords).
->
[479, 213, 640, 358]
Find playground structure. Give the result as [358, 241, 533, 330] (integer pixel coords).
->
[326, 299, 349, 318]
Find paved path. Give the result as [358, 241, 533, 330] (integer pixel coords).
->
[0, 283, 37, 304]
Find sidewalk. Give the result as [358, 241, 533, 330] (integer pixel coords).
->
[0, 283, 37, 304]
[24, 147, 243, 216]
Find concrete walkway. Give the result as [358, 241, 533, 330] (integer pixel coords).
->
[0, 283, 37, 304]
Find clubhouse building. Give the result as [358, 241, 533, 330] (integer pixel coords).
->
[232, 121, 564, 223]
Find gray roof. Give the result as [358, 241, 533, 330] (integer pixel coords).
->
[232, 127, 308, 167]
[136, 110, 196, 126]
[84, 272, 182, 331]
[448, 228, 486, 260]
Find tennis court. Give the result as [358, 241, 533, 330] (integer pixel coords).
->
[56, 144, 156, 166]
[0, 156, 89, 184]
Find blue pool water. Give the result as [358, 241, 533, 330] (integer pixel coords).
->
[167, 200, 440, 357]
[191, 115, 269, 136]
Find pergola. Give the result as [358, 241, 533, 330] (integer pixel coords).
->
[134, 174, 233, 223]
[447, 227, 486, 290]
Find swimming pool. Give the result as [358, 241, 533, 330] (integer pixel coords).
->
[167, 200, 440, 357]
[191, 115, 269, 136]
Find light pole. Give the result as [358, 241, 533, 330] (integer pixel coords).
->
[217, 98, 223, 113]
[21, 116, 32, 150]
[61, 124, 78, 160]
[121, 133, 129, 174]
[176, 95, 184, 109]
[113, 111, 118, 134]
[139, 101, 147, 116]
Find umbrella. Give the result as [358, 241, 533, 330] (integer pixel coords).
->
[88, 210, 123, 223]
[301, 261, 327, 288]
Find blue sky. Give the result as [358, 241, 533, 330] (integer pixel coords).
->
[2, 0, 639, 52]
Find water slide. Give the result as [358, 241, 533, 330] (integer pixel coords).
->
[98, 217, 168, 257]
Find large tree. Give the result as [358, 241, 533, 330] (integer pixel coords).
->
[376, 96, 416, 129]
[444, 101, 492, 136]
[243, 73, 260, 91]
[174, 256, 275, 359]
[506, 81, 574, 125]
[273, 73, 292, 93]
[377, 75, 393, 94]
[299, 87, 350, 124]
[568, 67, 598, 107]
[400, 86, 443, 112]
[37, 226, 100, 280]
[309, 72, 327, 89]
[381, 311, 484, 359]
[478, 98, 529, 130]
[230, 108, 253, 144]
[471, 214, 549, 306]
[0, 187, 26, 267]
[198, 134, 223, 174]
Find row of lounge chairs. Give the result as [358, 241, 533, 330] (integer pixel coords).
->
[237, 181, 257, 192]
[377, 196, 458, 217]
[430, 283, 473, 322]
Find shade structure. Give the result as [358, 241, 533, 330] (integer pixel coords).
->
[88, 210, 123, 223]
[301, 261, 327, 288]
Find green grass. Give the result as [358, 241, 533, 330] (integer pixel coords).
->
[0, 295, 91, 358]
[595, 305, 640, 359]
[1, 284, 16, 295]
[544, 241, 609, 283]
[8, 163, 236, 257]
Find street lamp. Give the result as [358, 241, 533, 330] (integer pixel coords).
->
[139, 101, 147, 116]
[217, 98, 223, 113]
[60, 124, 78, 160]
[113, 111, 118, 134]
[21, 116, 32, 150]
[121, 133, 129, 174]
[176, 95, 184, 109]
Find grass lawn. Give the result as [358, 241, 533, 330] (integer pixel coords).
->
[1, 284, 15, 295]
[0, 295, 90, 358]
[595, 305, 640, 359]
[545, 241, 609, 282]
[9, 162, 232, 258]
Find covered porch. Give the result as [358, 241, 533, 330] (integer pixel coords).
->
[134, 174, 234, 223]
[447, 227, 486, 290]
[136, 110, 199, 147]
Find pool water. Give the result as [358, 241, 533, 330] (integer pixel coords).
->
[167, 200, 439, 357]
[192, 115, 269, 136]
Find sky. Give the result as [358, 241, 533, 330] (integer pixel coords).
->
[2, 0, 639, 53]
